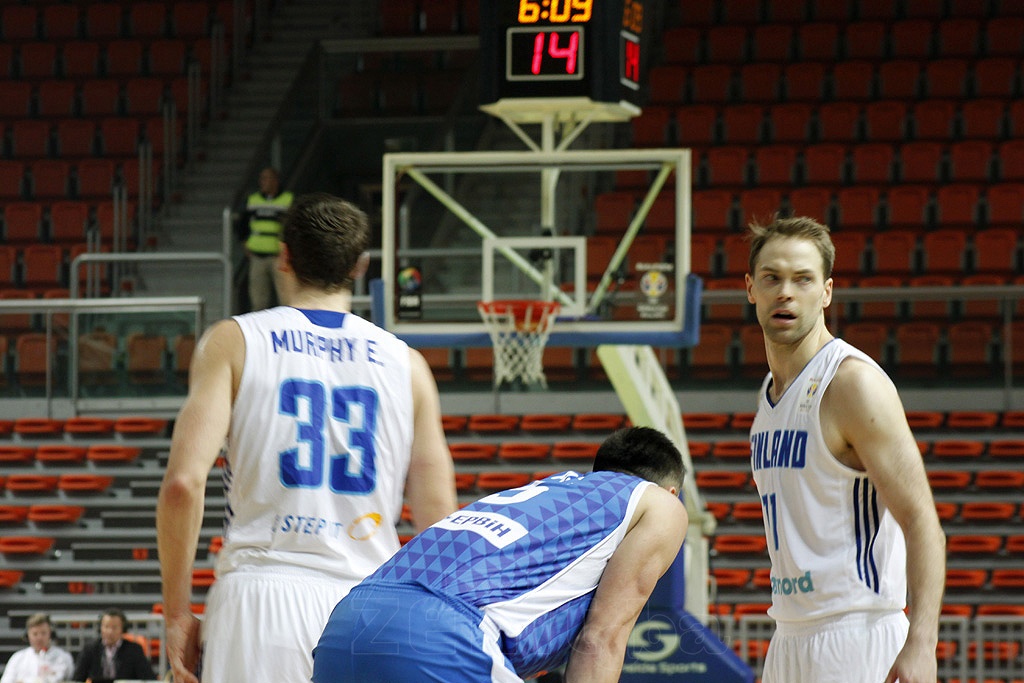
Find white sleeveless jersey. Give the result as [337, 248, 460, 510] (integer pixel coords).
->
[217, 306, 414, 581]
[749, 339, 907, 623]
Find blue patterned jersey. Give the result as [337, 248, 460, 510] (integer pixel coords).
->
[366, 470, 652, 677]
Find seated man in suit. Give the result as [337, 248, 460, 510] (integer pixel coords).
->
[73, 608, 154, 682]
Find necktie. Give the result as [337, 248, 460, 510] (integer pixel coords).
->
[103, 647, 116, 678]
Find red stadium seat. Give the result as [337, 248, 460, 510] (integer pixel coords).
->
[498, 442, 551, 461]
[0, 537, 54, 556]
[722, 105, 766, 145]
[477, 472, 531, 492]
[570, 413, 625, 431]
[917, 99, 954, 142]
[0, 447, 34, 465]
[844, 22, 886, 60]
[519, 414, 571, 433]
[751, 25, 793, 63]
[864, 101, 908, 142]
[34, 445, 87, 464]
[988, 440, 1024, 459]
[113, 417, 168, 436]
[891, 20, 933, 59]
[713, 534, 767, 555]
[706, 26, 747, 64]
[27, 505, 84, 524]
[551, 441, 600, 461]
[661, 27, 701, 65]
[796, 23, 839, 61]
[974, 470, 1024, 490]
[767, 103, 812, 143]
[876, 60, 921, 101]
[57, 474, 114, 493]
[832, 61, 874, 101]
[5, 475, 59, 494]
[984, 185, 1024, 229]
[448, 442, 498, 462]
[899, 142, 942, 183]
[851, 144, 894, 185]
[817, 102, 861, 143]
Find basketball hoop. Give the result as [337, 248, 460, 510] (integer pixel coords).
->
[477, 300, 560, 388]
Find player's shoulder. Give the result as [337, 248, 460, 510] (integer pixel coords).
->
[636, 484, 686, 523]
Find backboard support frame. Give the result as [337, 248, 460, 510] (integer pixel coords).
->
[378, 135, 696, 348]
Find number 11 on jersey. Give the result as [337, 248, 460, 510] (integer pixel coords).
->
[761, 492, 779, 550]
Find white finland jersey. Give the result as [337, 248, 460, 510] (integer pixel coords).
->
[749, 339, 907, 623]
[217, 306, 414, 581]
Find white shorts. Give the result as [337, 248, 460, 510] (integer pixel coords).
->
[201, 567, 356, 683]
[762, 610, 909, 683]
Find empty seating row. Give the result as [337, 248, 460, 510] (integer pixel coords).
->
[0, 245, 113, 290]
[663, 19, 1024, 65]
[673, 0, 1018, 26]
[0, 76, 204, 118]
[680, 227, 1023, 278]
[683, 409, 1024, 432]
[0, 200, 134, 243]
[336, 69, 471, 117]
[0, 37, 215, 80]
[690, 321, 1024, 380]
[1, 118, 178, 160]
[0, 160, 158, 214]
[0, 445, 141, 465]
[647, 58, 1024, 106]
[0, 1, 230, 42]
[675, 141, 1024, 187]
[708, 501, 1024, 526]
[379, 0, 479, 36]
[0, 416, 167, 439]
[703, 275, 1023, 325]
[0, 332, 192, 387]
[710, 532, 1024, 558]
[689, 438, 1024, 461]
[636, 99, 1024, 146]
[600, 184, 1024, 235]
[436, 410, 1023, 437]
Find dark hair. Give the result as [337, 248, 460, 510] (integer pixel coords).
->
[102, 608, 127, 631]
[280, 193, 370, 292]
[748, 215, 836, 280]
[593, 427, 685, 490]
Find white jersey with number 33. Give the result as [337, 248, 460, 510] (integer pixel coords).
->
[216, 306, 413, 581]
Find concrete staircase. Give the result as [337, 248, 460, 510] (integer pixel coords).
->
[140, 0, 376, 315]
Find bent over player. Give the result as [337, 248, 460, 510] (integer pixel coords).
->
[312, 426, 689, 683]
[157, 193, 457, 683]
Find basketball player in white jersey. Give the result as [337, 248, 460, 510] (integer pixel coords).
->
[156, 193, 457, 683]
[744, 216, 945, 683]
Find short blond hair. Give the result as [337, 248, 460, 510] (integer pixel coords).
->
[748, 215, 836, 279]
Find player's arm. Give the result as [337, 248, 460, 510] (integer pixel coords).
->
[156, 320, 240, 683]
[825, 360, 945, 683]
[564, 486, 688, 683]
[403, 347, 457, 531]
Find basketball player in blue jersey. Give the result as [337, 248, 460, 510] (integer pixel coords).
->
[744, 216, 945, 682]
[312, 426, 688, 683]
[156, 193, 458, 683]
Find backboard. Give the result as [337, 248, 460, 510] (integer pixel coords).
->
[373, 146, 699, 348]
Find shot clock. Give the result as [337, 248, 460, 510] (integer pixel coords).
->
[480, 0, 652, 105]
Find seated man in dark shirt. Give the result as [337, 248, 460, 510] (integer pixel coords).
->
[73, 608, 155, 682]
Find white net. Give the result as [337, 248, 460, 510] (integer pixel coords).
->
[477, 300, 560, 388]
